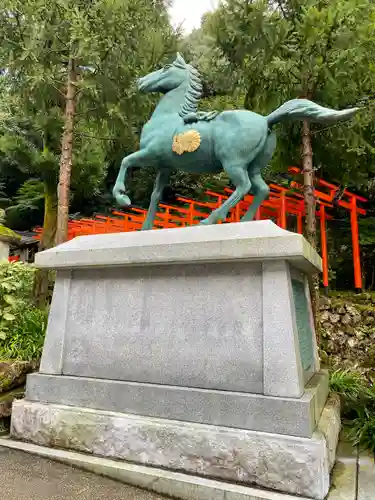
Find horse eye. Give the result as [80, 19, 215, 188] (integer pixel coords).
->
[163, 64, 172, 72]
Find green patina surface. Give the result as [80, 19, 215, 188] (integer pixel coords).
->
[292, 279, 314, 372]
[112, 53, 358, 230]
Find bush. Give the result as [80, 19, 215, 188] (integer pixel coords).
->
[330, 369, 375, 456]
[0, 261, 47, 361]
[330, 369, 367, 401]
[0, 307, 48, 361]
[0, 261, 36, 339]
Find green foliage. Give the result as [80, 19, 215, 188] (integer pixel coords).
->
[330, 369, 367, 400]
[179, 25, 234, 98]
[0, 261, 36, 339]
[0, 262, 48, 361]
[7, 179, 45, 214]
[349, 406, 375, 456]
[0, 182, 9, 208]
[199, 0, 375, 288]
[0, 307, 48, 361]
[0, 224, 20, 240]
[0, 0, 178, 231]
[329, 290, 375, 305]
[0, 0, 373, 291]
[330, 369, 375, 455]
[204, 0, 375, 177]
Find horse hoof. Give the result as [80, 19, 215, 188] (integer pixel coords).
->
[113, 183, 125, 196]
[115, 194, 131, 207]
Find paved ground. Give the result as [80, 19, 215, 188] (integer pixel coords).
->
[0, 446, 167, 500]
[1, 438, 374, 500]
[329, 438, 375, 500]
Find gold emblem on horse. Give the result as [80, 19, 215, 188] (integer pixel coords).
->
[172, 130, 201, 155]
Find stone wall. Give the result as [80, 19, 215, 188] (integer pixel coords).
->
[0, 361, 38, 433]
[318, 294, 375, 378]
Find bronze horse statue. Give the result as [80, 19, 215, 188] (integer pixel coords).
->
[113, 53, 358, 230]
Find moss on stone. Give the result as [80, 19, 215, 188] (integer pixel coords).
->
[0, 387, 24, 403]
[0, 224, 21, 241]
[353, 303, 375, 313]
[330, 290, 375, 305]
[330, 294, 375, 313]
[0, 361, 38, 393]
[319, 292, 375, 380]
[0, 387, 24, 419]
[0, 373, 13, 392]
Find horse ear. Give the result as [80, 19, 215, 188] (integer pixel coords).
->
[175, 52, 186, 66]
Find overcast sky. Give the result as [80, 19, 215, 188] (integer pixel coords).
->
[169, 0, 219, 33]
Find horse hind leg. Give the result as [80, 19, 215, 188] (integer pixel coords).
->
[241, 131, 277, 222]
[241, 174, 269, 222]
[199, 164, 251, 225]
[142, 168, 172, 231]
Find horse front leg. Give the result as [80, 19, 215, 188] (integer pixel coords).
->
[142, 169, 172, 231]
[113, 149, 152, 207]
[200, 165, 251, 225]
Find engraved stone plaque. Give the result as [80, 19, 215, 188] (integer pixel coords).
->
[292, 279, 314, 372]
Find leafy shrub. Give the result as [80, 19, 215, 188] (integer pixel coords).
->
[330, 369, 375, 455]
[349, 404, 375, 456]
[330, 369, 368, 401]
[0, 261, 47, 360]
[0, 261, 36, 339]
[0, 307, 48, 361]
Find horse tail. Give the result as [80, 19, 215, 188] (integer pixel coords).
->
[266, 98, 359, 128]
[112, 158, 132, 207]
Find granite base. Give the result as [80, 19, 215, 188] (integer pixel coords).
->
[11, 395, 341, 500]
[25, 371, 328, 438]
[37, 222, 322, 401]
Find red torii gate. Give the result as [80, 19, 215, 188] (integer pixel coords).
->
[33, 170, 367, 290]
[287, 167, 367, 291]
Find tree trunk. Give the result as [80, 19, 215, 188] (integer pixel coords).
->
[55, 56, 77, 246]
[41, 183, 58, 251]
[302, 120, 316, 247]
[301, 119, 319, 328]
[33, 183, 57, 308]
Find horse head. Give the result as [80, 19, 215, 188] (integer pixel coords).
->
[138, 53, 189, 94]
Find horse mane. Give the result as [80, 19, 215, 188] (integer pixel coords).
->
[173, 59, 203, 120]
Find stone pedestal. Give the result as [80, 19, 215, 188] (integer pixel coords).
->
[0, 227, 21, 260]
[11, 221, 340, 499]
[0, 240, 10, 260]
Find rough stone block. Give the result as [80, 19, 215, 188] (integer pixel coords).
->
[11, 396, 340, 499]
[0, 387, 24, 418]
[0, 437, 313, 500]
[0, 361, 38, 393]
